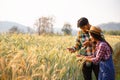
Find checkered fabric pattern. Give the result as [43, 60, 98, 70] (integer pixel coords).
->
[73, 30, 93, 56]
[92, 42, 112, 64]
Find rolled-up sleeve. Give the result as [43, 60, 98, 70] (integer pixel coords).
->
[73, 31, 82, 51]
[92, 43, 105, 64]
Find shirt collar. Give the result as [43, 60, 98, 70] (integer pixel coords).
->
[96, 41, 101, 47]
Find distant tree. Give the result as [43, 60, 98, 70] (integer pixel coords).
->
[34, 16, 55, 35]
[9, 26, 20, 33]
[62, 22, 72, 35]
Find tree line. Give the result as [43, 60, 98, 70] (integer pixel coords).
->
[9, 16, 72, 35]
[8, 16, 120, 36]
[103, 30, 120, 35]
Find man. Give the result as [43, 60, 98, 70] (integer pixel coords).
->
[67, 17, 99, 80]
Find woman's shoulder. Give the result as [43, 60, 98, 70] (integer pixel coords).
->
[99, 42, 111, 51]
[99, 41, 108, 47]
[100, 41, 106, 44]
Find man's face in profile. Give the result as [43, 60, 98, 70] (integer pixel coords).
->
[80, 25, 89, 33]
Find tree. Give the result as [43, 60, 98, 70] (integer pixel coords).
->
[62, 22, 72, 35]
[34, 16, 55, 35]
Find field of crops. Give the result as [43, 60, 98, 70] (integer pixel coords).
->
[0, 34, 120, 80]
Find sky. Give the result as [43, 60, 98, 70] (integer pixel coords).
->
[0, 0, 120, 29]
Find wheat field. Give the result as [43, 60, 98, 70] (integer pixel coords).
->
[0, 34, 120, 80]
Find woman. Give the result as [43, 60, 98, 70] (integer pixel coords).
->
[78, 26, 115, 80]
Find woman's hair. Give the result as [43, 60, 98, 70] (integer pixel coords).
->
[90, 32, 113, 53]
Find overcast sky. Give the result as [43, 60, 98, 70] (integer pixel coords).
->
[0, 0, 120, 29]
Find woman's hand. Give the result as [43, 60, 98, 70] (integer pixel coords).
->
[76, 54, 87, 63]
[76, 55, 92, 62]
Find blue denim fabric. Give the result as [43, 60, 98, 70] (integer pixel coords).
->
[98, 55, 115, 80]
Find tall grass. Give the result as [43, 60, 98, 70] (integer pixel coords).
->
[113, 42, 120, 79]
[0, 34, 120, 80]
[0, 34, 85, 80]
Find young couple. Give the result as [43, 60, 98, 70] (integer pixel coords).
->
[67, 17, 115, 80]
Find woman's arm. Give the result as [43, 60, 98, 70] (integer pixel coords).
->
[77, 42, 106, 63]
[85, 56, 93, 62]
[90, 42, 106, 63]
[76, 55, 93, 62]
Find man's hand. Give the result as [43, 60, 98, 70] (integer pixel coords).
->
[67, 48, 76, 53]
[76, 54, 85, 57]
[82, 40, 90, 46]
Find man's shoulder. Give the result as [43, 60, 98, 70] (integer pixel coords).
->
[77, 30, 83, 35]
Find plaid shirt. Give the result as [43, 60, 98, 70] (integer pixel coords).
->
[92, 42, 112, 64]
[73, 30, 93, 56]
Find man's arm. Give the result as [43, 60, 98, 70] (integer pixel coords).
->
[67, 31, 82, 53]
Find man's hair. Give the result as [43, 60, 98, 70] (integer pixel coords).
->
[77, 17, 89, 28]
